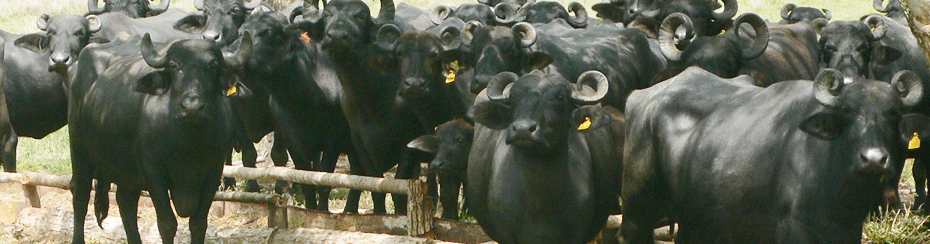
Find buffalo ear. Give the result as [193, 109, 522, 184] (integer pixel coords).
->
[468, 101, 513, 130]
[899, 114, 930, 144]
[408, 135, 440, 154]
[14, 34, 49, 52]
[227, 81, 253, 98]
[89, 37, 110, 44]
[134, 71, 171, 95]
[522, 51, 553, 73]
[174, 14, 207, 33]
[800, 112, 850, 140]
[572, 105, 624, 132]
[872, 45, 902, 66]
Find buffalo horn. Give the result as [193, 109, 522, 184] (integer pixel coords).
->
[813, 68, 844, 107]
[572, 71, 609, 105]
[487, 72, 519, 102]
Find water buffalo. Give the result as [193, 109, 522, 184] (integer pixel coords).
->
[621, 67, 923, 243]
[655, 13, 768, 81]
[625, 0, 736, 36]
[778, 3, 831, 24]
[87, 0, 171, 18]
[68, 33, 251, 244]
[0, 14, 106, 172]
[468, 70, 623, 243]
[0, 38, 14, 173]
[408, 119, 474, 219]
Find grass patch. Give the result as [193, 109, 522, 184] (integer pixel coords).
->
[863, 208, 930, 244]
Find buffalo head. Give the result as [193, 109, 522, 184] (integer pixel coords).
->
[657, 12, 768, 79]
[779, 3, 831, 24]
[87, 0, 170, 18]
[408, 119, 474, 174]
[136, 32, 252, 123]
[818, 18, 901, 84]
[469, 70, 608, 152]
[15, 13, 106, 72]
[463, 21, 552, 93]
[173, 0, 263, 46]
[376, 23, 462, 101]
[803, 68, 923, 177]
[286, 0, 395, 53]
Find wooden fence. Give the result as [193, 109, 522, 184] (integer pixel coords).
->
[0, 164, 632, 243]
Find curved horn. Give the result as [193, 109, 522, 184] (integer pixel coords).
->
[822, 8, 832, 20]
[375, 24, 401, 51]
[195, 0, 204, 11]
[487, 72, 519, 102]
[658, 13, 693, 62]
[87, 0, 105, 14]
[810, 18, 828, 36]
[566, 2, 588, 28]
[713, 0, 738, 21]
[430, 5, 454, 25]
[440, 25, 462, 51]
[463, 20, 483, 47]
[141, 33, 168, 68]
[150, 0, 171, 16]
[780, 3, 796, 20]
[864, 15, 886, 40]
[572, 70, 609, 105]
[511, 22, 537, 47]
[223, 32, 252, 68]
[289, 6, 304, 24]
[377, 0, 395, 22]
[813, 68, 844, 107]
[37, 13, 52, 31]
[874, 0, 889, 12]
[493, 3, 519, 25]
[86, 15, 102, 33]
[243, 0, 264, 10]
[734, 13, 768, 60]
[891, 70, 923, 107]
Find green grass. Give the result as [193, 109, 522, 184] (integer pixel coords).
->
[863, 208, 930, 244]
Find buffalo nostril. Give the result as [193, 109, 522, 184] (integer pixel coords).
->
[181, 98, 205, 112]
[528, 124, 537, 133]
[203, 31, 221, 41]
[51, 55, 70, 64]
[860, 148, 888, 165]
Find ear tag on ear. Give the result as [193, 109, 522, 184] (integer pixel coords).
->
[227, 84, 238, 96]
[910, 132, 921, 149]
[578, 116, 591, 131]
[444, 60, 459, 84]
[718, 28, 726, 36]
[300, 31, 312, 43]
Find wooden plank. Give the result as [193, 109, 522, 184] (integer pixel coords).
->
[21, 185, 40, 208]
[222, 165, 409, 195]
[433, 219, 493, 243]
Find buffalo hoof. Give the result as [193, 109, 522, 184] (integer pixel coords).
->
[245, 179, 260, 192]
[222, 177, 237, 191]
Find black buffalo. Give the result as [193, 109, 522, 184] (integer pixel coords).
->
[408, 119, 474, 219]
[0, 14, 106, 172]
[592, 0, 627, 24]
[513, 1, 587, 28]
[429, 3, 518, 27]
[621, 67, 922, 243]
[817, 20, 901, 84]
[288, 0, 427, 214]
[874, 0, 905, 22]
[778, 3, 831, 24]
[462, 20, 666, 109]
[87, 0, 171, 18]
[625, 0, 736, 36]
[0, 38, 14, 173]
[737, 20, 822, 86]
[174, 0, 264, 46]
[231, 9, 353, 211]
[94, 8, 200, 43]
[68, 33, 250, 244]
[468, 70, 623, 243]
[655, 13, 769, 81]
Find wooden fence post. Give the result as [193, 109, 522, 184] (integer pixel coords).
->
[22, 185, 40, 208]
[267, 194, 288, 228]
[903, 0, 930, 63]
[406, 179, 433, 237]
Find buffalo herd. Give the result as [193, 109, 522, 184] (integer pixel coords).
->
[0, 0, 927, 243]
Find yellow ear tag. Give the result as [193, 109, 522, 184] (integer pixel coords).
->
[227, 85, 238, 97]
[444, 60, 459, 84]
[910, 132, 921, 149]
[578, 116, 591, 131]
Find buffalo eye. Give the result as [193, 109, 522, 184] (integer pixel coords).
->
[322, 10, 333, 18]
[228, 6, 242, 15]
[355, 12, 367, 20]
[824, 45, 837, 52]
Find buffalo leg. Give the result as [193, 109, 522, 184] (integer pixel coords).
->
[270, 132, 289, 194]
[288, 138, 319, 209]
[0, 129, 16, 173]
[70, 163, 93, 244]
[190, 162, 223, 244]
[915, 160, 928, 211]
[116, 187, 142, 244]
[315, 145, 340, 212]
[240, 134, 260, 193]
[439, 173, 461, 219]
[148, 186, 178, 244]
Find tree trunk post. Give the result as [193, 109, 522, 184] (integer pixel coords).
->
[268, 195, 288, 228]
[406, 179, 433, 237]
[22, 184, 40, 208]
[903, 0, 930, 63]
